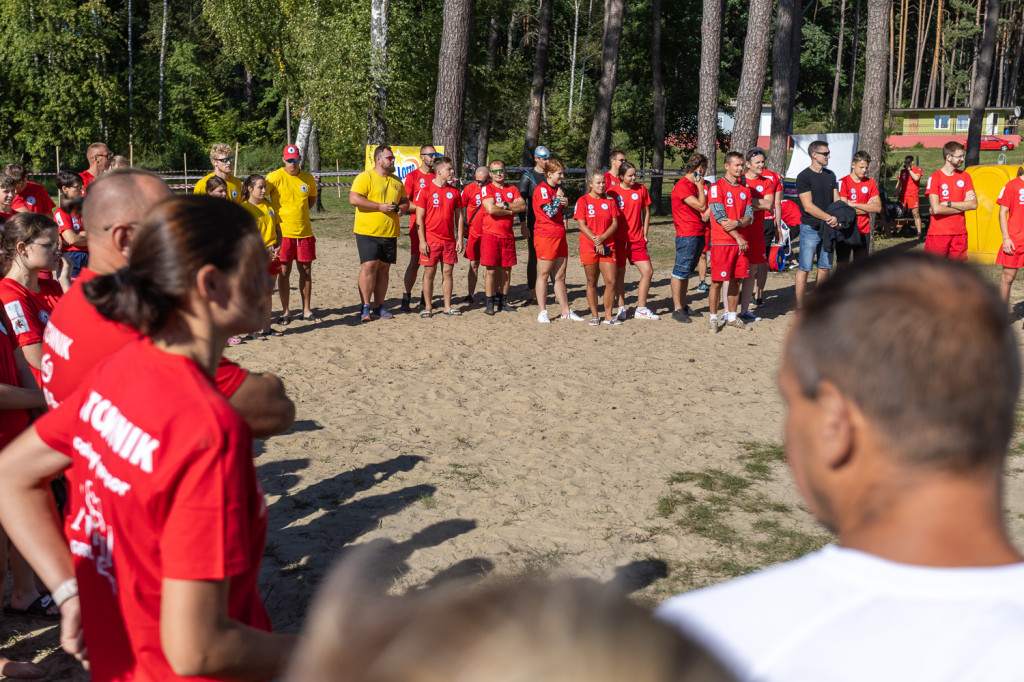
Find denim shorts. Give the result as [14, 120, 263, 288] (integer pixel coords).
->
[671, 235, 706, 280]
[797, 225, 833, 272]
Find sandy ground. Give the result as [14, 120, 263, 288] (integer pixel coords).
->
[7, 226, 1024, 680]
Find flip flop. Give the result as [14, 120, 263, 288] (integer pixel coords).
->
[301, 312, 323, 323]
[420, 310, 433, 318]
[227, 336, 243, 346]
[278, 314, 292, 326]
[3, 594, 59, 621]
[444, 309, 462, 316]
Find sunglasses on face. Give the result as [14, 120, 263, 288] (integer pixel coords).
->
[424, 152, 442, 158]
[383, 155, 395, 161]
[491, 169, 506, 174]
[284, 158, 300, 163]
[215, 157, 234, 163]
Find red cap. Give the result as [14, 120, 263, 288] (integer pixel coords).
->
[283, 145, 300, 159]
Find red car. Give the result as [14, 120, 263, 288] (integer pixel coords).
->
[980, 136, 1015, 151]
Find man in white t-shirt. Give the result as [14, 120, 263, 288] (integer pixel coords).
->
[656, 253, 1024, 682]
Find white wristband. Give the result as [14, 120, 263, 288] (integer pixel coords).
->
[52, 578, 78, 608]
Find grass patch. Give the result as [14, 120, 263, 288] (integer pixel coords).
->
[444, 463, 499, 490]
[676, 503, 739, 545]
[667, 469, 751, 494]
[417, 492, 438, 509]
[656, 491, 695, 517]
[738, 440, 787, 480]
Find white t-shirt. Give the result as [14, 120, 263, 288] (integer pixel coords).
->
[655, 545, 1024, 682]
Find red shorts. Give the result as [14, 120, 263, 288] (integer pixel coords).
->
[280, 236, 316, 263]
[996, 247, 1024, 269]
[465, 232, 482, 261]
[901, 195, 920, 210]
[480, 233, 517, 268]
[419, 240, 458, 266]
[745, 229, 767, 265]
[268, 256, 282, 276]
[626, 240, 650, 264]
[924, 232, 967, 261]
[710, 244, 750, 282]
[580, 242, 617, 266]
[409, 224, 421, 257]
[535, 235, 568, 261]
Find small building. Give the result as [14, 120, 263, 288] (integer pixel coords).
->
[887, 107, 1020, 148]
[718, 105, 786, 149]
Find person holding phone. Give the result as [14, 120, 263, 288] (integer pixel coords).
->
[349, 145, 409, 322]
[533, 159, 582, 323]
[669, 153, 709, 323]
[574, 171, 621, 325]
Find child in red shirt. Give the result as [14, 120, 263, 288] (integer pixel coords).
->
[574, 172, 622, 325]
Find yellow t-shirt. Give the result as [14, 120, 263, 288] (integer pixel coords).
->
[265, 168, 318, 239]
[192, 172, 243, 203]
[243, 200, 281, 248]
[351, 170, 407, 238]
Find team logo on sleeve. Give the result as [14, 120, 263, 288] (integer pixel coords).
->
[55, 213, 64, 227]
[540, 187, 549, 199]
[4, 302, 29, 336]
[26, 196, 36, 206]
[710, 186, 718, 198]
[300, 184, 309, 193]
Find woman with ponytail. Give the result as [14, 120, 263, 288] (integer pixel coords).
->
[0, 195, 295, 681]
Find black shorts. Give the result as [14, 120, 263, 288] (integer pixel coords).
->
[763, 219, 776, 260]
[835, 232, 869, 264]
[356, 234, 397, 264]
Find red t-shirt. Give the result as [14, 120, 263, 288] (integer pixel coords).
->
[79, 171, 96, 190]
[532, 182, 566, 239]
[0, 210, 14, 227]
[742, 173, 776, 235]
[607, 184, 651, 244]
[671, 177, 705, 238]
[414, 183, 462, 242]
[481, 183, 522, 238]
[898, 166, 923, 200]
[35, 338, 272, 682]
[839, 175, 880, 234]
[40, 269, 246, 410]
[760, 169, 782, 219]
[604, 171, 620, 192]
[54, 208, 88, 252]
[0, 277, 63, 386]
[404, 167, 435, 230]
[925, 169, 975, 236]
[997, 177, 1024, 245]
[573, 194, 621, 252]
[0, 326, 29, 449]
[461, 184, 486, 237]
[11, 182, 55, 214]
[780, 199, 802, 228]
[708, 178, 752, 246]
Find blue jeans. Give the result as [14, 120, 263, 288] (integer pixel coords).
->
[797, 225, 832, 272]
[671, 235, 705, 280]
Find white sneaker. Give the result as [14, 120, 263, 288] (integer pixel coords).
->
[560, 311, 584, 321]
[538, 310, 550, 324]
[635, 307, 660, 320]
[616, 306, 628, 321]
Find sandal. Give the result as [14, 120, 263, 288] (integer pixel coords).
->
[602, 319, 622, 326]
[420, 310, 433, 318]
[301, 312, 324, 323]
[3, 594, 59, 621]
[444, 309, 462, 316]
[278, 314, 292, 326]
[251, 331, 268, 341]
[227, 336, 243, 346]
[588, 317, 600, 326]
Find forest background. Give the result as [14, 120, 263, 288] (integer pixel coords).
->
[1, 0, 1022, 191]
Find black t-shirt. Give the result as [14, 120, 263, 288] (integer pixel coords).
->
[795, 167, 838, 229]
[518, 168, 547, 226]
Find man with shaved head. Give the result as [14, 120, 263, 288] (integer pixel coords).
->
[461, 165, 490, 304]
[41, 169, 295, 436]
[79, 142, 112, 190]
[657, 253, 1024, 681]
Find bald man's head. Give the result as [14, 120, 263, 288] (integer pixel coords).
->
[474, 166, 490, 183]
[82, 169, 172, 272]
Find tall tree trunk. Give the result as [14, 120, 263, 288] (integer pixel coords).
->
[244, 68, 253, 110]
[368, 0, 389, 145]
[476, 16, 500, 166]
[888, 0, 894, 121]
[309, 124, 324, 213]
[521, 0, 553, 166]
[925, 0, 943, 108]
[579, 0, 595, 108]
[651, 0, 666, 214]
[895, 0, 908, 105]
[157, 0, 168, 140]
[967, 0, 1001, 165]
[698, 0, 723, 174]
[858, 0, 891, 182]
[733, 0, 772, 152]
[769, 0, 800, 175]
[585, 0, 625, 179]
[568, 0, 580, 121]
[1008, 10, 1024, 106]
[127, 0, 133, 144]
[850, 0, 862, 103]
[832, 0, 848, 121]
[970, 0, 984, 102]
[996, 23, 1008, 104]
[295, 113, 314, 162]
[911, 0, 935, 106]
[433, 0, 473, 175]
